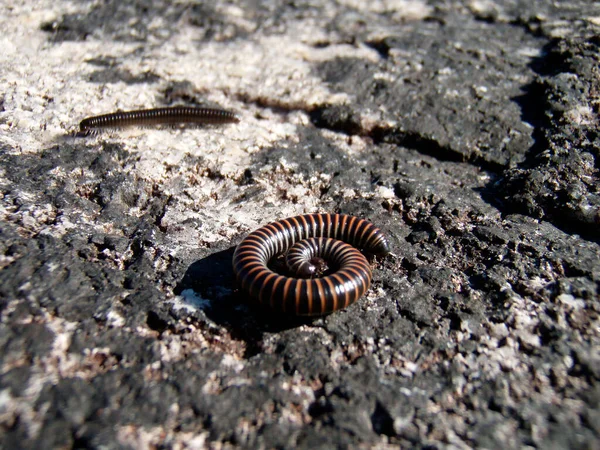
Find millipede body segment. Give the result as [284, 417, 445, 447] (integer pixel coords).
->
[79, 106, 239, 134]
[232, 213, 390, 316]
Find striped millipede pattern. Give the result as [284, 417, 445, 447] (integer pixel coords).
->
[232, 213, 390, 316]
[78, 107, 239, 135]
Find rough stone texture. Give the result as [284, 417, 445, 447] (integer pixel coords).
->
[499, 34, 600, 238]
[0, 0, 599, 449]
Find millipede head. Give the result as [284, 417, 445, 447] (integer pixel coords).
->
[293, 257, 329, 278]
[73, 127, 94, 138]
[371, 235, 391, 256]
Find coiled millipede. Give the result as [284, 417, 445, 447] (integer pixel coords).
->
[232, 213, 390, 316]
[78, 106, 239, 135]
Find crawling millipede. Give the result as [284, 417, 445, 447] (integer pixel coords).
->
[78, 106, 239, 135]
[232, 213, 390, 316]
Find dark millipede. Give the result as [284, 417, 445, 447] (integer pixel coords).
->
[78, 107, 239, 134]
[232, 213, 390, 316]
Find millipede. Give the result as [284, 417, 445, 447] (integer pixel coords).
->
[232, 213, 390, 316]
[78, 106, 239, 135]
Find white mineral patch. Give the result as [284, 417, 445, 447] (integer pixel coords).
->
[337, 0, 431, 19]
[220, 354, 245, 372]
[172, 289, 212, 312]
[106, 309, 126, 328]
[556, 294, 586, 310]
[565, 105, 596, 126]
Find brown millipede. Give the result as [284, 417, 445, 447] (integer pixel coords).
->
[78, 106, 239, 135]
[232, 213, 390, 316]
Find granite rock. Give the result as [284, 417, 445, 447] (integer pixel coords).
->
[0, 0, 598, 448]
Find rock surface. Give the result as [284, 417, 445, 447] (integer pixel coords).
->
[0, 0, 599, 448]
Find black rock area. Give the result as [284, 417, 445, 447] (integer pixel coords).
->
[1, 1, 599, 449]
